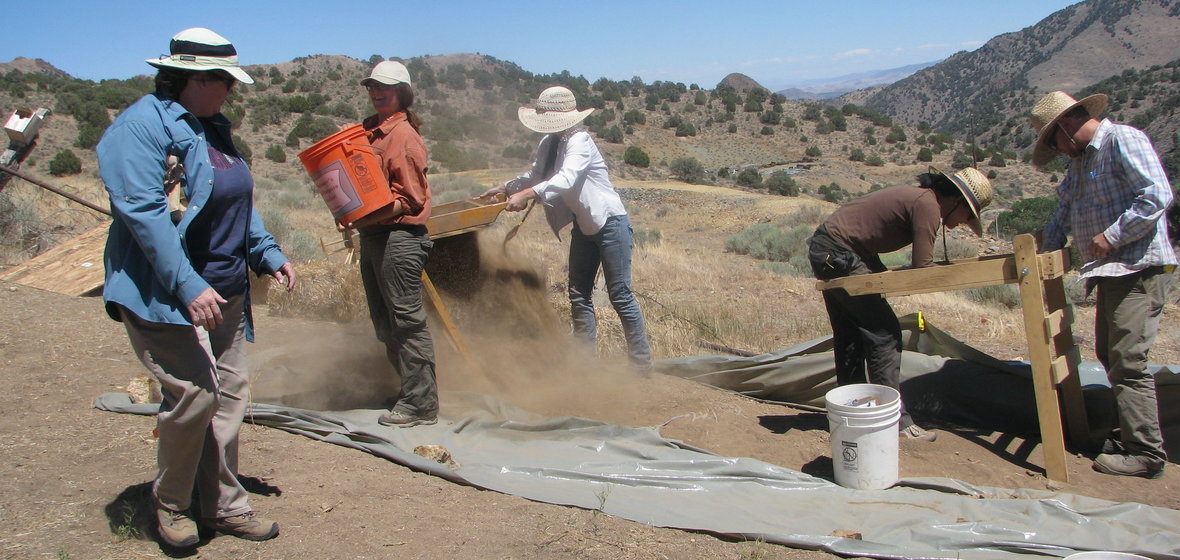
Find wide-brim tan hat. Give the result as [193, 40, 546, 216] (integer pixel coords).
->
[361, 60, 411, 87]
[146, 27, 254, 84]
[518, 86, 595, 134]
[930, 165, 993, 236]
[1029, 90, 1107, 167]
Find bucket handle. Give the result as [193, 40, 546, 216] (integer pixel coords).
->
[340, 141, 385, 159]
[832, 415, 898, 429]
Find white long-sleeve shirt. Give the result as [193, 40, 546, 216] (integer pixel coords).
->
[507, 127, 626, 237]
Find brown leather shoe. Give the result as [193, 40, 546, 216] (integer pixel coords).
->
[205, 511, 279, 541]
[156, 506, 199, 548]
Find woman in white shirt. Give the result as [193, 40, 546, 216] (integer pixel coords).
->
[482, 86, 652, 371]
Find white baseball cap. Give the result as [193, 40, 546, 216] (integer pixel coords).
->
[361, 61, 411, 87]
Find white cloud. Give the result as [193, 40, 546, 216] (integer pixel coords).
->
[835, 48, 873, 59]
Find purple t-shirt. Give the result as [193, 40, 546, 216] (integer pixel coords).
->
[186, 118, 252, 297]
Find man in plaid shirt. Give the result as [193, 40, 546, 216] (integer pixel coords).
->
[1030, 90, 1177, 478]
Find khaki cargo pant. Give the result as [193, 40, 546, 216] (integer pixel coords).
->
[120, 294, 252, 519]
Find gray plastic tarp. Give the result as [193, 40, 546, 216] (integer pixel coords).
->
[96, 314, 1180, 560]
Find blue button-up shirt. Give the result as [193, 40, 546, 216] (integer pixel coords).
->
[97, 93, 288, 340]
[1042, 119, 1177, 279]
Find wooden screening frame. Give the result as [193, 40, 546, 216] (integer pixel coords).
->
[815, 234, 1087, 482]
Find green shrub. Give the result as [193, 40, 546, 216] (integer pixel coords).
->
[431, 141, 488, 172]
[600, 125, 624, 144]
[669, 157, 705, 183]
[265, 144, 286, 163]
[633, 228, 661, 248]
[430, 173, 488, 203]
[997, 196, 1057, 237]
[623, 146, 650, 167]
[48, 149, 82, 176]
[735, 167, 761, 187]
[725, 223, 812, 262]
[764, 171, 798, 196]
[778, 205, 829, 229]
[805, 146, 822, 157]
[965, 284, 1021, 309]
[502, 144, 533, 161]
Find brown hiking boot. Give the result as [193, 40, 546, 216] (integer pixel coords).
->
[205, 511, 279, 541]
[1093, 453, 1164, 479]
[378, 410, 437, 428]
[156, 506, 199, 548]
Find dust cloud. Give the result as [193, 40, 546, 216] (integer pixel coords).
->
[250, 230, 653, 426]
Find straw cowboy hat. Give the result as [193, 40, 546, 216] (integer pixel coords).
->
[361, 61, 412, 87]
[146, 27, 254, 84]
[930, 165, 993, 236]
[1029, 90, 1108, 167]
[518, 86, 595, 134]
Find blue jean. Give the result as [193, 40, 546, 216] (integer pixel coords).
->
[568, 215, 652, 368]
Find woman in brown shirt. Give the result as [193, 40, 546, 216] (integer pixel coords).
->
[350, 61, 437, 428]
[808, 167, 993, 441]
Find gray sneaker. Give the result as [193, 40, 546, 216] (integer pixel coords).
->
[1093, 453, 1164, 479]
[156, 506, 199, 548]
[378, 410, 437, 428]
[901, 424, 938, 442]
[205, 511, 279, 541]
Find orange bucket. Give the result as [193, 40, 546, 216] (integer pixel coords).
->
[298, 124, 393, 226]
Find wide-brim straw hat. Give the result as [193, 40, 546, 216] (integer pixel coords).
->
[361, 60, 411, 87]
[518, 86, 595, 134]
[146, 27, 254, 84]
[1029, 90, 1107, 167]
[930, 165, 993, 236]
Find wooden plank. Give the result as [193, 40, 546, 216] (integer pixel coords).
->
[1050, 355, 1071, 384]
[815, 248, 1070, 297]
[1044, 309, 1065, 339]
[1044, 274, 1090, 446]
[1014, 234, 1070, 482]
[817, 257, 1018, 296]
[0, 222, 108, 296]
[1037, 249, 1070, 280]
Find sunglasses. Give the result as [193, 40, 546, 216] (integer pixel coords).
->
[194, 73, 236, 90]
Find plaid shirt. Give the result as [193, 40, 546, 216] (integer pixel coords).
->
[1042, 119, 1177, 278]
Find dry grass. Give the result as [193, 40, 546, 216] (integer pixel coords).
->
[260, 175, 1180, 371]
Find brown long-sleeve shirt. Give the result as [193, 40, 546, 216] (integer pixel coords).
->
[362, 112, 431, 226]
[822, 184, 943, 272]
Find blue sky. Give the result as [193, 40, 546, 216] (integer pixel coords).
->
[4, 0, 1080, 89]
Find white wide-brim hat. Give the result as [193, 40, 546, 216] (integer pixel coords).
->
[1029, 90, 1107, 167]
[361, 60, 411, 87]
[145, 27, 254, 85]
[930, 165, 993, 236]
[518, 86, 595, 134]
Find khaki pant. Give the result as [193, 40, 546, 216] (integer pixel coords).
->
[358, 226, 438, 418]
[1094, 267, 1175, 463]
[120, 294, 252, 518]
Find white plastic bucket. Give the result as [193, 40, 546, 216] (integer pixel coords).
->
[825, 383, 901, 490]
[1064, 553, 1152, 560]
